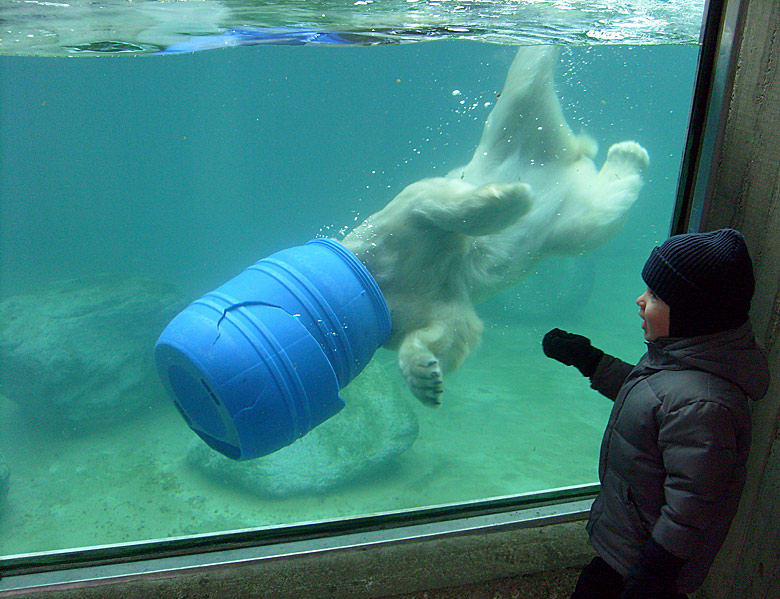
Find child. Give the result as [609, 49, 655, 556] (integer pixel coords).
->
[542, 228, 770, 599]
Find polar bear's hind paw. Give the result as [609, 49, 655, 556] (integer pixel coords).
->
[606, 141, 650, 174]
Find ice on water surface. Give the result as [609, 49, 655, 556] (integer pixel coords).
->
[1, 0, 706, 56]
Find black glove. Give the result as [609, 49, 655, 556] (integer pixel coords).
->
[621, 537, 686, 599]
[542, 328, 604, 378]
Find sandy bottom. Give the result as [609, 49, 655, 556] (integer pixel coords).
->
[0, 259, 644, 557]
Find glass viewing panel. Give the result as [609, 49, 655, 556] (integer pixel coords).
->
[0, 0, 706, 558]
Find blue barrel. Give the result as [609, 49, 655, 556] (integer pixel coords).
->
[154, 239, 391, 460]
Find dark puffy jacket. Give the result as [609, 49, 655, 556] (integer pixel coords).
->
[586, 322, 769, 593]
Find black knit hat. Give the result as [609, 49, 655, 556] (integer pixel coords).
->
[641, 228, 755, 338]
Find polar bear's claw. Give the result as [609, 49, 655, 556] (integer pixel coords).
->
[401, 354, 444, 407]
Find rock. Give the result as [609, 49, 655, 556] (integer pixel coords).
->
[0, 275, 185, 433]
[0, 451, 8, 508]
[186, 359, 419, 497]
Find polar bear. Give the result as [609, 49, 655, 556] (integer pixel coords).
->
[340, 46, 649, 406]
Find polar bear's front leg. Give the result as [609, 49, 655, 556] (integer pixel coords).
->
[397, 308, 483, 407]
[414, 181, 532, 236]
[398, 325, 445, 406]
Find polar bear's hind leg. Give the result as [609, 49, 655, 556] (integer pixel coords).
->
[544, 140, 650, 253]
[600, 141, 650, 184]
[591, 140, 650, 226]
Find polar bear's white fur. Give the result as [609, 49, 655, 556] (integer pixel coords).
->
[341, 46, 649, 406]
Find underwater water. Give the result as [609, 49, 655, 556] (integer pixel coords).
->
[0, 2, 704, 558]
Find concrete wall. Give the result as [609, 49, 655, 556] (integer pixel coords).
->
[695, 0, 780, 598]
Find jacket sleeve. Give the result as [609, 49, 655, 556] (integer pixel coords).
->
[589, 353, 634, 401]
[651, 399, 744, 560]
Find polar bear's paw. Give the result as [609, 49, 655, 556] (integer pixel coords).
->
[605, 141, 650, 175]
[398, 348, 444, 407]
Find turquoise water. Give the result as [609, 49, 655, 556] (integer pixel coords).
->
[0, 36, 699, 555]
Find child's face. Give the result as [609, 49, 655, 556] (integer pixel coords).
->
[637, 287, 670, 341]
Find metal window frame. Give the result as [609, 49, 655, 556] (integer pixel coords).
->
[0, 485, 596, 593]
[672, 0, 747, 234]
